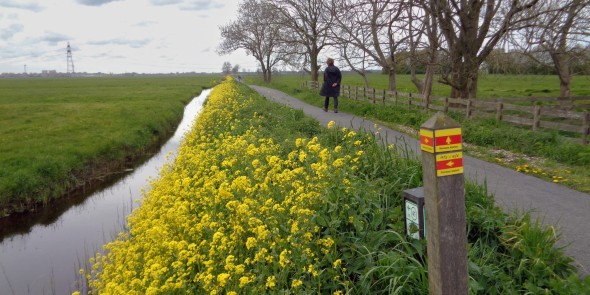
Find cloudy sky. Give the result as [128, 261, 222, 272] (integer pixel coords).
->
[0, 0, 257, 74]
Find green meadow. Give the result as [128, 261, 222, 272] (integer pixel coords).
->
[0, 75, 220, 216]
[247, 73, 590, 192]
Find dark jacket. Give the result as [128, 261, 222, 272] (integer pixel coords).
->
[319, 64, 342, 97]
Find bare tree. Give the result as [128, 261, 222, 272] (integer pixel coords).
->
[222, 61, 232, 74]
[328, 1, 373, 88]
[271, 0, 334, 82]
[218, 0, 283, 82]
[331, 0, 410, 91]
[232, 64, 240, 75]
[406, 0, 437, 96]
[429, 0, 540, 99]
[512, 0, 590, 97]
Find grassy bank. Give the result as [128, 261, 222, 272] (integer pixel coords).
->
[246, 74, 590, 192]
[0, 75, 220, 217]
[85, 78, 589, 294]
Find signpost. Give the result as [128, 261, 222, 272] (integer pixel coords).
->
[420, 112, 468, 295]
[403, 187, 425, 240]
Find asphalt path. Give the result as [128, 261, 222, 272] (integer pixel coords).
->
[250, 84, 590, 277]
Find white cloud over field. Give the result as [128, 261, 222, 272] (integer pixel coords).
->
[0, 0, 256, 74]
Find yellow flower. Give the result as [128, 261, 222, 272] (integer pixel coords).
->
[333, 259, 342, 268]
[327, 120, 336, 129]
[246, 237, 257, 250]
[239, 276, 252, 288]
[292, 279, 303, 288]
[279, 249, 291, 267]
[217, 273, 230, 286]
[266, 276, 276, 289]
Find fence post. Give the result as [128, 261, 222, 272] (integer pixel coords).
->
[465, 99, 473, 119]
[420, 112, 468, 295]
[533, 105, 541, 131]
[408, 92, 413, 109]
[394, 91, 398, 105]
[444, 98, 449, 113]
[382, 89, 386, 105]
[583, 111, 590, 144]
[496, 102, 503, 122]
[355, 87, 358, 101]
[373, 88, 376, 104]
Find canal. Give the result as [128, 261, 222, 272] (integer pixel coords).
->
[0, 89, 211, 295]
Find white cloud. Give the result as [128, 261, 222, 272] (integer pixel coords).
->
[0, 0, 258, 74]
[150, 0, 183, 5]
[181, 0, 224, 11]
[0, 23, 23, 39]
[0, 0, 43, 12]
[76, 0, 122, 6]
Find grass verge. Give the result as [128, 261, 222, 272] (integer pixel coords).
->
[246, 74, 590, 193]
[0, 75, 221, 217]
[84, 78, 589, 294]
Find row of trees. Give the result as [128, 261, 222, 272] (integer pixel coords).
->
[218, 0, 590, 99]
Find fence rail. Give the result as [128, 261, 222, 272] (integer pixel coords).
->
[304, 81, 590, 144]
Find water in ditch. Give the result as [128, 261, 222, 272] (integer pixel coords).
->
[0, 88, 211, 295]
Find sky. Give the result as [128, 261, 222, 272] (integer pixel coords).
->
[0, 0, 257, 74]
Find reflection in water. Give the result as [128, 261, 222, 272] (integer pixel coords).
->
[0, 89, 211, 295]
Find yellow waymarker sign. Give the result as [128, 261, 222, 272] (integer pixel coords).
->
[434, 128, 462, 152]
[435, 152, 464, 177]
[420, 129, 434, 153]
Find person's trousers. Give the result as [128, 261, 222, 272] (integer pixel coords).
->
[324, 96, 338, 109]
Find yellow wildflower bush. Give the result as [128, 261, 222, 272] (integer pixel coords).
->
[87, 79, 355, 294]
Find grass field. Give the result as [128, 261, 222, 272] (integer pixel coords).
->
[246, 73, 590, 193]
[0, 75, 221, 216]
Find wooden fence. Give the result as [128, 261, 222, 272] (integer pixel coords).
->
[304, 81, 590, 144]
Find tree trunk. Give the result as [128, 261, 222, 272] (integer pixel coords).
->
[310, 47, 320, 82]
[449, 58, 479, 99]
[422, 63, 435, 102]
[553, 53, 571, 97]
[361, 74, 369, 88]
[411, 69, 425, 94]
[388, 70, 397, 91]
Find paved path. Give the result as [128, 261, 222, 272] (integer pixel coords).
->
[250, 85, 590, 277]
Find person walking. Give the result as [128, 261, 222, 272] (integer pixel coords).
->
[319, 57, 342, 113]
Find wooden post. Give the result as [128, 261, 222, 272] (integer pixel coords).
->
[444, 98, 449, 113]
[394, 91, 398, 104]
[496, 102, 503, 122]
[533, 105, 541, 131]
[583, 111, 590, 144]
[355, 87, 358, 101]
[408, 92, 413, 109]
[420, 112, 468, 295]
[373, 88, 376, 104]
[382, 89, 386, 105]
[465, 99, 473, 119]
